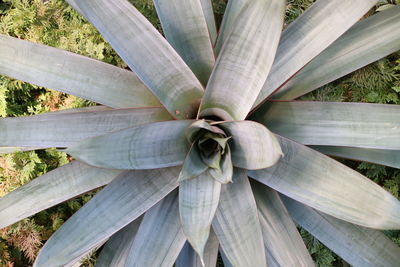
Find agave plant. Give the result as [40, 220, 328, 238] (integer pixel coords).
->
[0, 0, 400, 266]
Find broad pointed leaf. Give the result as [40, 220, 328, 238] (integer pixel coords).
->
[209, 146, 233, 184]
[253, 0, 379, 108]
[0, 161, 121, 228]
[252, 181, 314, 266]
[218, 120, 283, 170]
[311, 146, 400, 169]
[185, 120, 225, 143]
[95, 217, 142, 267]
[200, 0, 218, 46]
[212, 169, 266, 267]
[199, 0, 285, 121]
[249, 136, 400, 229]
[126, 191, 186, 266]
[179, 172, 221, 262]
[176, 230, 219, 267]
[214, 0, 247, 55]
[0, 107, 171, 148]
[0, 35, 159, 108]
[274, 6, 400, 100]
[179, 144, 208, 182]
[282, 196, 400, 267]
[34, 167, 180, 266]
[66, 120, 192, 170]
[70, 0, 204, 119]
[254, 101, 400, 149]
[153, 0, 215, 85]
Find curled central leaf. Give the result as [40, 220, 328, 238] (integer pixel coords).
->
[179, 120, 233, 184]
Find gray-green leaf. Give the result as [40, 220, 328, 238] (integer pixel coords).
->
[249, 136, 400, 230]
[179, 172, 221, 262]
[69, 0, 204, 119]
[66, 120, 192, 170]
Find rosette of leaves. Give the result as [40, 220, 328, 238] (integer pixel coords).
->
[0, 0, 400, 266]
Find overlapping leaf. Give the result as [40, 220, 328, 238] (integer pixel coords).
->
[95, 217, 142, 267]
[212, 169, 266, 266]
[0, 161, 121, 229]
[199, 0, 218, 46]
[275, 6, 400, 100]
[199, 0, 285, 120]
[283, 196, 400, 267]
[0, 107, 171, 148]
[69, 0, 204, 119]
[66, 120, 192, 170]
[252, 182, 314, 266]
[255, 101, 400, 149]
[176, 230, 219, 267]
[179, 172, 221, 262]
[0, 35, 159, 108]
[218, 121, 283, 169]
[154, 0, 215, 85]
[249, 136, 400, 230]
[253, 0, 379, 108]
[312, 146, 400, 169]
[125, 191, 186, 266]
[34, 167, 180, 266]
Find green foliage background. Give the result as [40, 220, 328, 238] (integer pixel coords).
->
[0, 0, 399, 266]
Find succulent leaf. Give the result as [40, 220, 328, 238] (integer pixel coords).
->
[179, 172, 221, 263]
[0, 35, 160, 109]
[0, 161, 122, 229]
[125, 191, 186, 266]
[218, 120, 283, 170]
[199, 0, 218, 46]
[179, 145, 208, 182]
[252, 181, 315, 266]
[249, 136, 400, 230]
[311, 146, 400, 169]
[176, 230, 219, 267]
[283, 196, 400, 266]
[35, 167, 180, 266]
[69, 0, 204, 119]
[274, 6, 400, 100]
[200, 0, 285, 121]
[255, 101, 400, 150]
[212, 169, 266, 266]
[95, 217, 143, 267]
[154, 0, 215, 85]
[253, 0, 380, 108]
[0, 107, 172, 148]
[208, 146, 234, 184]
[65, 120, 192, 170]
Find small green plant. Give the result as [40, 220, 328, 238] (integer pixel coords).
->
[0, 0, 400, 266]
